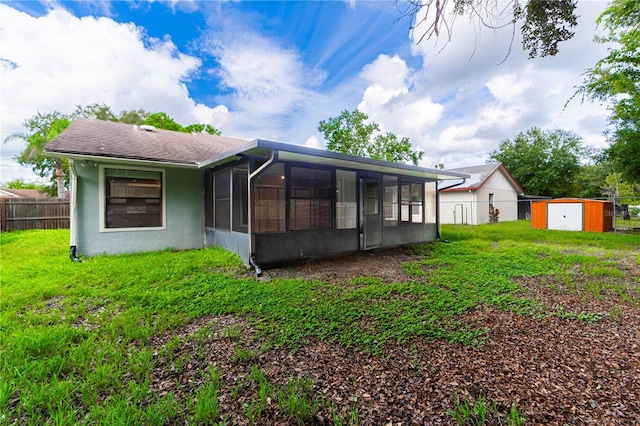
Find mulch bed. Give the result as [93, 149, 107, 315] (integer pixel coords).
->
[147, 248, 640, 425]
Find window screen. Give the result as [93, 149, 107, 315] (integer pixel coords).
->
[336, 170, 356, 229]
[254, 163, 285, 233]
[290, 167, 332, 230]
[232, 168, 249, 232]
[383, 175, 398, 226]
[214, 169, 231, 230]
[424, 181, 436, 224]
[104, 169, 162, 229]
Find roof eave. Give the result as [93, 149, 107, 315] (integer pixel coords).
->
[441, 185, 482, 192]
[200, 139, 470, 180]
[45, 150, 201, 169]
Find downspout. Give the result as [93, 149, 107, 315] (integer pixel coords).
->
[247, 150, 278, 277]
[436, 178, 466, 240]
[69, 159, 81, 262]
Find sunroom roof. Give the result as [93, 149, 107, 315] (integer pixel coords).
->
[202, 139, 469, 181]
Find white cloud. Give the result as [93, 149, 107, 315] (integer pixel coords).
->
[193, 11, 338, 143]
[211, 34, 322, 115]
[485, 72, 534, 104]
[401, 0, 612, 168]
[356, 54, 444, 152]
[304, 135, 323, 150]
[0, 4, 223, 181]
[0, 0, 615, 183]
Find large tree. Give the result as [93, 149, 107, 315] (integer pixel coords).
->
[577, 0, 640, 184]
[5, 112, 71, 198]
[489, 127, 586, 197]
[318, 109, 424, 165]
[406, 0, 578, 59]
[5, 103, 123, 197]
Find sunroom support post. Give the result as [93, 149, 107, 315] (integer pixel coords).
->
[247, 150, 278, 275]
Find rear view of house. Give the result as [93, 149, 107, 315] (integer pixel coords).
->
[45, 119, 468, 269]
[439, 163, 524, 225]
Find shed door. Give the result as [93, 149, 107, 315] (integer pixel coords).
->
[361, 178, 381, 250]
[548, 203, 583, 231]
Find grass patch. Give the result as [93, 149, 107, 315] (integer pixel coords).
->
[447, 392, 525, 426]
[1, 222, 638, 423]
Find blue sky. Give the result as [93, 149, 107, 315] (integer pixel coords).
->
[1, 0, 611, 183]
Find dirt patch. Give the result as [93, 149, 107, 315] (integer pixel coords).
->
[263, 247, 421, 283]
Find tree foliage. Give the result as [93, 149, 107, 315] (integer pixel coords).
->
[5, 103, 221, 195]
[573, 162, 613, 199]
[1, 178, 51, 193]
[143, 112, 183, 132]
[577, 0, 640, 184]
[318, 109, 424, 165]
[603, 172, 638, 205]
[5, 112, 72, 197]
[406, 0, 577, 59]
[143, 112, 221, 135]
[489, 127, 586, 198]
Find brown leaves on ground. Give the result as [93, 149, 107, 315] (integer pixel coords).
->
[147, 248, 640, 425]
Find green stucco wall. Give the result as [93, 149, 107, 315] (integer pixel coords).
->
[75, 163, 205, 256]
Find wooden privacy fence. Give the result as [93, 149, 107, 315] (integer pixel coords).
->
[1, 198, 70, 232]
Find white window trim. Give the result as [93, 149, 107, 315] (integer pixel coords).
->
[99, 164, 167, 232]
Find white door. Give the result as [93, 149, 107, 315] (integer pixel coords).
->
[547, 203, 583, 231]
[454, 204, 464, 224]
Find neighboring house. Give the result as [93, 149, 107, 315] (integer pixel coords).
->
[0, 188, 49, 198]
[45, 118, 469, 270]
[0, 188, 70, 199]
[518, 194, 552, 220]
[439, 163, 524, 225]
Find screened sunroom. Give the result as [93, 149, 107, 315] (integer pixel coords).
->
[203, 140, 468, 267]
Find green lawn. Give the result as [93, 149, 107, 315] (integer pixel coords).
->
[1, 222, 638, 424]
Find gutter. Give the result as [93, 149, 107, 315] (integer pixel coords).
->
[69, 159, 81, 262]
[436, 177, 467, 240]
[438, 178, 467, 192]
[45, 151, 202, 170]
[246, 150, 278, 277]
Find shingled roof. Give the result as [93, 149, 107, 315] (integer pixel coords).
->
[45, 118, 472, 181]
[45, 118, 249, 166]
[440, 163, 524, 193]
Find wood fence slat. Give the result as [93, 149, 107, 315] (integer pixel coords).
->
[0, 198, 70, 232]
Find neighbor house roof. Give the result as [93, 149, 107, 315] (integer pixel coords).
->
[0, 188, 50, 198]
[45, 119, 470, 181]
[440, 163, 524, 193]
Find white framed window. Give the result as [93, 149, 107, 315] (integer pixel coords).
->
[401, 181, 423, 223]
[99, 165, 166, 232]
